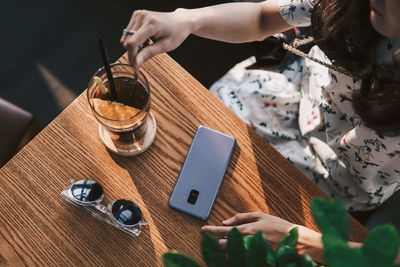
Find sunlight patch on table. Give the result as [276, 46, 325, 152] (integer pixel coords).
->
[36, 62, 76, 109]
[237, 131, 270, 213]
[118, 171, 168, 265]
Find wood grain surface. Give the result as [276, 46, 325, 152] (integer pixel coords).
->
[0, 53, 368, 266]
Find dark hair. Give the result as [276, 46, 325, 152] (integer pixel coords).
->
[311, 0, 400, 135]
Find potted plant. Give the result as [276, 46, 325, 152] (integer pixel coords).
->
[162, 198, 399, 267]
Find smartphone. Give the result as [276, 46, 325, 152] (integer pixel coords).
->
[169, 125, 236, 220]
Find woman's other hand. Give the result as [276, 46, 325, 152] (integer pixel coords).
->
[202, 211, 324, 263]
[201, 211, 297, 250]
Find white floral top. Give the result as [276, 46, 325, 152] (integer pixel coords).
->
[210, 0, 400, 211]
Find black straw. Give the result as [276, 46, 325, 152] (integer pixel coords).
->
[98, 39, 117, 101]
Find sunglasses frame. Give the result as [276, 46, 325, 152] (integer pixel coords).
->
[61, 179, 147, 237]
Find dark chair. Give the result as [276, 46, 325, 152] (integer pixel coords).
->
[349, 190, 400, 238]
[365, 191, 400, 236]
[0, 98, 41, 167]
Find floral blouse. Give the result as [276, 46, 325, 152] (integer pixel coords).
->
[209, 0, 400, 211]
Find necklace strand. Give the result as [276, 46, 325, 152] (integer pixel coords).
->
[282, 37, 359, 79]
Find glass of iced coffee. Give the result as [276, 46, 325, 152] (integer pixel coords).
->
[87, 63, 156, 156]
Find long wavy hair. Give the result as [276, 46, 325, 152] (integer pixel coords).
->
[311, 0, 400, 135]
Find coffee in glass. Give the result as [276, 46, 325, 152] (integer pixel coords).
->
[87, 63, 156, 156]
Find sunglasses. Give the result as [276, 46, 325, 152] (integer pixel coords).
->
[61, 179, 146, 236]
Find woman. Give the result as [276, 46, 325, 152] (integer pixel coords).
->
[121, 0, 400, 261]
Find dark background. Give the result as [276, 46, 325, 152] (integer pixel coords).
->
[0, 0, 254, 126]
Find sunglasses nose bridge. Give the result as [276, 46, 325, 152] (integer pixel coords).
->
[94, 202, 108, 213]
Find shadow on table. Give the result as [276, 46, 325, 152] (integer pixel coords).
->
[208, 143, 242, 222]
[62, 193, 158, 266]
[246, 126, 306, 226]
[106, 136, 240, 258]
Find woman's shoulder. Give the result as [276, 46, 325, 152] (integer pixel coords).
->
[278, 0, 317, 27]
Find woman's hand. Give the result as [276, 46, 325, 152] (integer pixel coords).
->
[201, 211, 297, 250]
[202, 211, 325, 263]
[121, 8, 192, 70]
[120, 1, 291, 70]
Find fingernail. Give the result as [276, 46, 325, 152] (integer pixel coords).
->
[222, 219, 229, 224]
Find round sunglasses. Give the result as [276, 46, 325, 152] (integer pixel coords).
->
[61, 179, 146, 236]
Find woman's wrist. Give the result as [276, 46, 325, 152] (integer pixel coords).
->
[296, 226, 366, 264]
[174, 8, 199, 36]
[296, 225, 324, 264]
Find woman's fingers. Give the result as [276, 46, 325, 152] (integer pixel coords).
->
[122, 16, 145, 49]
[135, 39, 169, 67]
[121, 9, 190, 70]
[121, 10, 146, 45]
[202, 223, 257, 237]
[201, 225, 233, 237]
[125, 22, 155, 53]
[126, 27, 157, 69]
[218, 238, 227, 249]
[222, 211, 263, 226]
[201, 212, 263, 239]
[128, 38, 167, 70]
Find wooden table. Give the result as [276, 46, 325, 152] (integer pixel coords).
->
[0, 53, 368, 266]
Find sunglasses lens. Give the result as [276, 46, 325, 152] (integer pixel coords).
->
[111, 199, 142, 226]
[71, 180, 103, 202]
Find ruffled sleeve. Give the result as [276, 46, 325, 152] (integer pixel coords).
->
[278, 0, 317, 27]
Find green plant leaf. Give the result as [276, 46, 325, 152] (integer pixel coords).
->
[227, 227, 247, 267]
[244, 235, 253, 250]
[321, 232, 349, 265]
[321, 233, 367, 267]
[201, 234, 225, 267]
[312, 198, 349, 242]
[276, 228, 299, 267]
[243, 233, 275, 265]
[362, 224, 399, 267]
[325, 244, 365, 267]
[278, 227, 299, 250]
[162, 252, 201, 267]
[299, 254, 317, 267]
[313, 197, 359, 267]
[321, 232, 348, 251]
[276, 246, 297, 266]
[265, 240, 276, 265]
[248, 231, 267, 267]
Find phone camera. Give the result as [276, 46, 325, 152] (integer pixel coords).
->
[187, 189, 199, 205]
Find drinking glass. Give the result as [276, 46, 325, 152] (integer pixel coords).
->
[87, 63, 156, 156]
